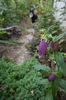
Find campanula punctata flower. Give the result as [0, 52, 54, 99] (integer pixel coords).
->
[38, 40, 48, 58]
[0, 86, 3, 89]
[48, 74, 56, 82]
[64, 59, 66, 62]
[50, 41, 58, 50]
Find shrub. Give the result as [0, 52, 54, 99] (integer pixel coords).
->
[0, 58, 45, 100]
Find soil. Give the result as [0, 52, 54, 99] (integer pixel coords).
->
[0, 18, 35, 65]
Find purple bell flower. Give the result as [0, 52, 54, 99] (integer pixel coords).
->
[50, 41, 58, 50]
[55, 42, 58, 48]
[48, 74, 56, 82]
[50, 42, 54, 50]
[0, 86, 3, 89]
[38, 40, 48, 58]
[64, 59, 66, 62]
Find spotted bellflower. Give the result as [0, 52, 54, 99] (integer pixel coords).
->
[64, 59, 66, 62]
[38, 40, 48, 58]
[0, 86, 3, 89]
[50, 41, 58, 50]
[48, 74, 56, 82]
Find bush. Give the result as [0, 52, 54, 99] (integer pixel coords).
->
[0, 58, 45, 100]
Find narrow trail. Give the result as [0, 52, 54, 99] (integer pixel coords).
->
[0, 18, 35, 65]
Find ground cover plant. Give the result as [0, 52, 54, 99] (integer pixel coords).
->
[0, 58, 45, 100]
[0, 54, 66, 100]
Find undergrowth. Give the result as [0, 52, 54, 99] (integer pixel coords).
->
[0, 57, 45, 100]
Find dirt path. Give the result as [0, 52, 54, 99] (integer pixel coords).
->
[0, 18, 35, 65]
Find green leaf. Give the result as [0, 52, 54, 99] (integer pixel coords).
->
[52, 30, 57, 34]
[39, 79, 48, 85]
[0, 40, 24, 45]
[59, 39, 64, 44]
[45, 89, 53, 100]
[55, 52, 66, 76]
[38, 79, 52, 88]
[53, 33, 64, 42]
[33, 64, 50, 71]
[60, 80, 66, 92]
[52, 77, 61, 98]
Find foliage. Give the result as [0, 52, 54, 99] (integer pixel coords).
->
[0, 57, 46, 100]
[37, 0, 63, 43]
[34, 0, 65, 60]
[55, 52, 66, 76]
[0, 0, 66, 100]
[0, 56, 65, 100]
[0, 0, 40, 28]
[33, 52, 66, 100]
[31, 1, 66, 99]
[0, 0, 40, 40]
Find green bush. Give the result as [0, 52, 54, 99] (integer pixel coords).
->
[0, 58, 45, 100]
